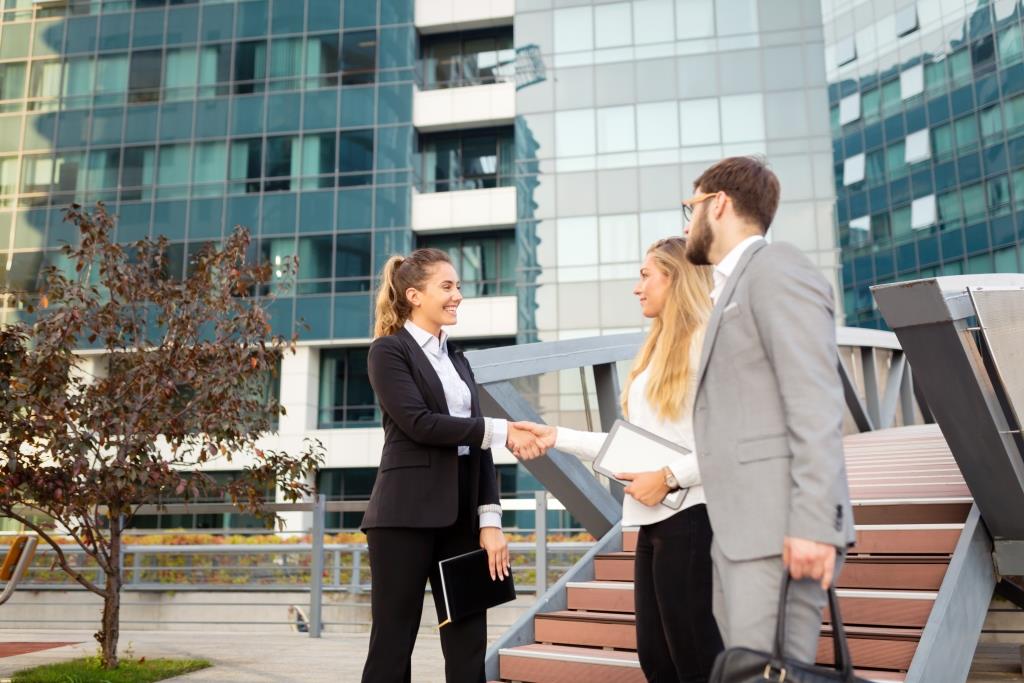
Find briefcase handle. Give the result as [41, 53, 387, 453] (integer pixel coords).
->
[770, 574, 854, 679]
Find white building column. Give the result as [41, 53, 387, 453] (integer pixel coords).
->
[275, 347, 319, 532]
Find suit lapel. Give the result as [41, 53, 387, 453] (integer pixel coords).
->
[397, 327, 450, 416]
[696, 240, 767, 389]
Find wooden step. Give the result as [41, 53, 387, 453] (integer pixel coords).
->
[499, 643, 645, 683]
[594, 552, 634, 582]
[851, 499, 971, 525]
[838, 556, 950, 590]
[567, 581, 937, 628]
[850, 524, 962, 555]
[623, 528, 638, 552]
[817, 625, 923, 671]
[535, 611, 637, 650]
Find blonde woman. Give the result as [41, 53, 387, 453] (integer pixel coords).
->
[360, 248, 543, 683]
[521, 237, 724, 682]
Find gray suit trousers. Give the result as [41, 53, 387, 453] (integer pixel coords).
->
[711, 540, 846, 663]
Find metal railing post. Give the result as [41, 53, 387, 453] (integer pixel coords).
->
[332, 550, 341, 588]
[535, 491, 547, 596]
[309, 494, 325, 638]
[350, 549, 362, 594]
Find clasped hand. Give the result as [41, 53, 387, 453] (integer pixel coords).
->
[505, 421, 556, 460]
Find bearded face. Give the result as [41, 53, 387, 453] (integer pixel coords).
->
[685, 210, 714, 266]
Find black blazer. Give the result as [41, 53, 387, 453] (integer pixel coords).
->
[360, 327, 501, 530]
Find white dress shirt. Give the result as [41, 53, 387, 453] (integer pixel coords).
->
[554, 332, 706, 527]
[711, 235, 764, 303]
[404, 320, 505, 529]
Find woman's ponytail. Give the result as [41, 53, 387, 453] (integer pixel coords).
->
[372, 248, 452, 338]
[373, 255, 406, 338]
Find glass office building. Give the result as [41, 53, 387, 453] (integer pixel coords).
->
[826, 0, 1024, 328]
[0, 0, 838, 529]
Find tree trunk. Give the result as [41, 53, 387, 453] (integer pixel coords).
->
[96, 515, 122, 669]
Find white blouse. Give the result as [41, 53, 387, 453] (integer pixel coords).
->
[555, 334, 706, 527]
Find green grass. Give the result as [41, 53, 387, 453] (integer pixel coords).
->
[11, 656, 211, 682]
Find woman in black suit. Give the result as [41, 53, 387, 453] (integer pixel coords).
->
[360, 248, 541, 683]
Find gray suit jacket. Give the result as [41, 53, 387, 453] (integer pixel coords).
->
[693, 239, 856, 562]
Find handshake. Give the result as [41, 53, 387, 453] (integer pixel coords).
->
[504, 421, 556, 460]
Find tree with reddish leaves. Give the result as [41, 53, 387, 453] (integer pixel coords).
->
[0, 204, 324, 668]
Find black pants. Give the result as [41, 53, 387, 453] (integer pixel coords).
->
[361, 458, 485, 683]
[634, 504, 724, 683]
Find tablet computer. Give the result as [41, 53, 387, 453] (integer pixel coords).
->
[593, 419, 690, 510]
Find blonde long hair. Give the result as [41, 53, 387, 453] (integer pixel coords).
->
[621, 238, 714, 421]
[373, 248, 452, 338]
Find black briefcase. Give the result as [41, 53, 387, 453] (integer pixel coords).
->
[709, 576, 870, 683]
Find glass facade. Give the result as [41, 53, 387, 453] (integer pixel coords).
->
[0, 0, 417, 342]
[826, 0, 1024, 328]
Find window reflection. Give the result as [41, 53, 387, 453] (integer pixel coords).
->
[419, 128, 513, 192]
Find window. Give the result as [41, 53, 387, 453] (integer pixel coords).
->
[998, 24, 1023, 66]
[420, 128, 513, 192]
[860, 88, 880, 122]
[880, 79, 901, 114]
[192, 141, 227, 192]
[0, 62, 26, 107]
[895, 5, 918, 37]
[86, 148, 120, 194]
[305, 33, 339, 88]
[911, 195, 936, 230]
[905, 129, 930, 164]
[949, 49, 971, 85]
[838, 92, 860, 126]
[954, 114, 978, 151]
[269, 37, 302, 90]
[234, 40, 267, 94]
[987, 175, 1011, 216]
[924, 60, 946, 94]
[164, 48, 197, 101]
[931, 123, 953, 159]
[54, 152, 84, 196]
[0, 156, 17, 195]
[28, 60, 61, 103]
[129, 471, 275, 531]
[341, 30, 376, 85]
[836, 36, 856, 66]
[899, 64, 923, 100]
[938, 190, 962, 229]
[1014, 169, 1024, 210]
[870, 211, 891, 243]
[961, 182, 985, 222]
[62, 57, 94, 107]
[318, 348, 378, 428]
[128, 50, 162, 103]
[229, 138, 262, 193]
[842, 153, 865, 186]
[979, 105, 1003, 143]
[1005, 94, 1024, 134]
[335, 232, 372, 291]
[121, 146, 155, 200]
[338, 129, 374, 186]
[971, 34, 996, 75]
[418, 230, 516, 297]
[886, 142, 907, 180]
[199, 44, 231, 97]
[263, 135, 299, 191]
[301, 132, 336, 188]
[156, 144, 189, 198]
[848, 216, 870, 246]
[420, 28, 514, 89]
[865, 150, 885, 186]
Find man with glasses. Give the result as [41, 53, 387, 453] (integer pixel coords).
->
[682, 156, 855, 663]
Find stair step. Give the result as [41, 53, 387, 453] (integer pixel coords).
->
[818, 626, 923, 671]
[594, 552, 634, 582]
[567, 581, 937, 628]
[850, 498, 971, 526]
[535, 611, 637, 650]
[623, 528, 638, 552]
[851, 524, 962, 555]
[499, 643, 645, 683]
[838, 556, 950, 590]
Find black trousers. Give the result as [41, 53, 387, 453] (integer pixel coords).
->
[361, 457, 485, 683]
[634, 504, 724, 683]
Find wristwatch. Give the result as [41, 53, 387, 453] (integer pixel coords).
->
[662, 466, 679, 490]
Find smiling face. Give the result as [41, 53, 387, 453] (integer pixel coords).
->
[634, 253, 672, 319]
[406, 261, 463, 333]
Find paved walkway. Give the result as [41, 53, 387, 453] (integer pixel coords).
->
[0, 630, 451, 682]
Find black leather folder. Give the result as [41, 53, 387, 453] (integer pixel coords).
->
[437, 548, 516, 627]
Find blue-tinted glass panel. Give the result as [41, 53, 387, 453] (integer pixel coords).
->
[153, 200, 187, 240]
[202, 4, 235, 42]
[266, 92, 300, 132]
[940, 228, 964, 261]
[33, 21, 64, 57]
[333, 294, 371, 338]
[133, 10, 165, 48]
[118, 202, 151, 241]
[238, 1, 269, 38]
[307, 0, 341, 30]
[262, 192, 296, 234]
[296, 295, 331, 339]
[303, 89, 338, 130]
[159, 101, 194, 140]
[65, 17, 97, 55]
[99, 13, 131, 50]
[381, 0, 412, 24]
[344, 0, 377, 29]
[271, 0, 303, 34]
[125, 105, 159, 143]
[189, 198, 223, 239]
[341, 30, 377, 85]
[232, 95, 265, 135]
[167, 6, 199, 45]
[195, 99, 228, 138]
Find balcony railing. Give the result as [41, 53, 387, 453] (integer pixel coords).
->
[418, 52, 516, 91]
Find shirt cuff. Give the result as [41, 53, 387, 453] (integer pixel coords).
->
[668, 454, 701, 488]
[482, 417, 508, 451]
[478, 506, 503, 529]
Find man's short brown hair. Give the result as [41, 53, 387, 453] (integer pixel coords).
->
[693, 156, 780, 233]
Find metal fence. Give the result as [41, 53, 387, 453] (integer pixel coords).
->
[1, 493, 584, 636]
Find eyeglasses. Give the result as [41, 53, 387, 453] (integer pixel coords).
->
[680, 192, 718, 223]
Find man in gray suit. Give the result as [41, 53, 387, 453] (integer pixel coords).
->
[683, 156, 856, 661]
